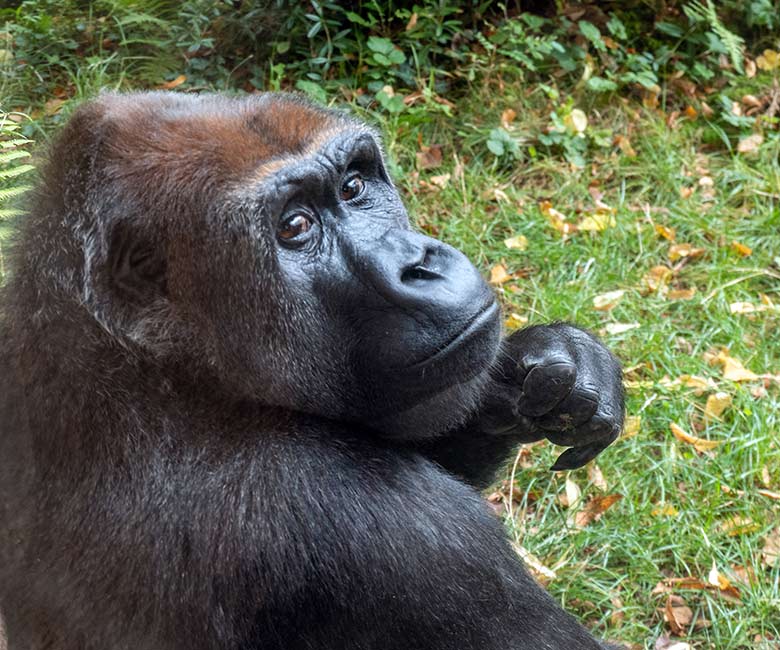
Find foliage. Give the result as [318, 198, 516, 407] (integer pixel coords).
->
[0, 111, 33, 220]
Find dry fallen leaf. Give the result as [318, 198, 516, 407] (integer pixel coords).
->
[668, 288, 696, 301]
[504, 312, 528, 330]
[652, 504, 679, 517]
[655, 224, 677, 241]
[564, 476, 582, 508]
[573, 494, 622, 528]
[655, 637, 692, 650]
[643, 265, 673, 294]
[763, 528, 780, 567]
[669, 243, 705, 263]
[623, 415, 641, 438]
[504, 234, 528, 250]
[593, 289, 626, 311]
[159, 74, 187, 90]
[539, 200, 577, 237]
[489, 264, 511, 285]
[501, 108, 517, 130]
[670, 422, 721, 452]
[604, 322, 640, 335]
[707, 350, 759, 382]
[416, 142, 443, 170]
[757, 489, 780, 501]
[565, 108, 588, 134]
[664, 595, 693, 635]
[756, 49, 780, 71]
[730, 240, 752, 257]
[588, 464, 607, 491]
[720, 515, 759, 537]
[737, 134, 764, 154]
[512, 543, 557, 584]
[703, 392, 732, 425]
[708, 562, 731, 590]
[577, 210, 616, 232]
[614, 134, 637, 157]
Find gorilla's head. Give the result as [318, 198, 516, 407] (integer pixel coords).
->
[32, 92, 501, 435]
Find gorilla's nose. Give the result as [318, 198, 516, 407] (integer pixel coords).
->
[366, 230, 496, 323]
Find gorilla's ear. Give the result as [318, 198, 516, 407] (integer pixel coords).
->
[108, 222, 167, 301]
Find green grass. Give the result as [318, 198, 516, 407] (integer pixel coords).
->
[389, 88, 780, 648]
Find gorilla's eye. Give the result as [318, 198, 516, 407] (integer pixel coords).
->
[278, 213, 313, 243]
[340, 174, 365, 202]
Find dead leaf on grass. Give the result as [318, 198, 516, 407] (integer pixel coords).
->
[593, 289, 625, 311]
[664, 595, 693, 635]
[573, 493, 622, 528]
[703, 392, 732, 425]
[762, 528, 780, 567]
[504, 234, 528, 250]
[670, 422, 721, 452]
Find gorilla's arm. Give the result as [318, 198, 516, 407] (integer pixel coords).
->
[414, 323, 625, 489]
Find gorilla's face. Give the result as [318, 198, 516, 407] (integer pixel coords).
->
[86, 93, 500, 430]
[247, 130, 500, 421]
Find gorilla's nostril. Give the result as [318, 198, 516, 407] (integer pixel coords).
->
[401, 266, 440, 282]
[401, 247, 443, 283]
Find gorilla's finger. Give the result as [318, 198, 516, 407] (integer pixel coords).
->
[516, 360, 576, 417]
[550, 440, 611, 471]
[536, 383, 599, 433]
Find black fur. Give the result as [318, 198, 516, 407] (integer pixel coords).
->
[0, 92, 624, 649]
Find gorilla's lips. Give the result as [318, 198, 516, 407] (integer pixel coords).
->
[409, 301, 501, 370]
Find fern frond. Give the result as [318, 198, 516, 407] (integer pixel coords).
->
[684, 0, 745, 72]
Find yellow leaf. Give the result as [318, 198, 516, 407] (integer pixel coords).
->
[655, 224, 676, 241]
[593, 289, 625, 311]
[643, 265, 673, 294]
[539, 201, 577, 237]
[159, 74, 187, 90]
[730, 240, 752, 256]
[720, 516, 759, 537]
[501, 108, 517, 130]
[622, 415, 641, 438]
[427, 173, 451, 189]
[756, 49, 780, 71]
[669, 243, 705, 262]
[489, 264, 510, 285]
[670, 422, 721, 452]
[577, 211, 616, 232]
[708, 562, 732, 590]
[668, 287, 696, 300]
[504, 312, 528, 330]
[718, 352, 759, 382]
[503, 234, 528, 250]
[652, 504, 679, 517]
[613, 134, 636, 157]
[704, 392, 732, 425]
[737, 134, 764, 154]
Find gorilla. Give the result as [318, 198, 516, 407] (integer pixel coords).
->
[0, 92, 625, 650]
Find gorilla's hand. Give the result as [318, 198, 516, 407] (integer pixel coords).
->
[479, 324, 624, 470]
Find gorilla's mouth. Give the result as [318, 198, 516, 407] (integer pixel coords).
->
[409, 301, 500, 369]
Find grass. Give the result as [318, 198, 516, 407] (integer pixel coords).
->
[2, 14, 780, 650]
[391, 84, 780, 648]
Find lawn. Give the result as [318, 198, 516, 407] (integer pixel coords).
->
[1, 2, 779, 648]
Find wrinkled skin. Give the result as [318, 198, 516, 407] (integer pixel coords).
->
[0, 92, 624, 650]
